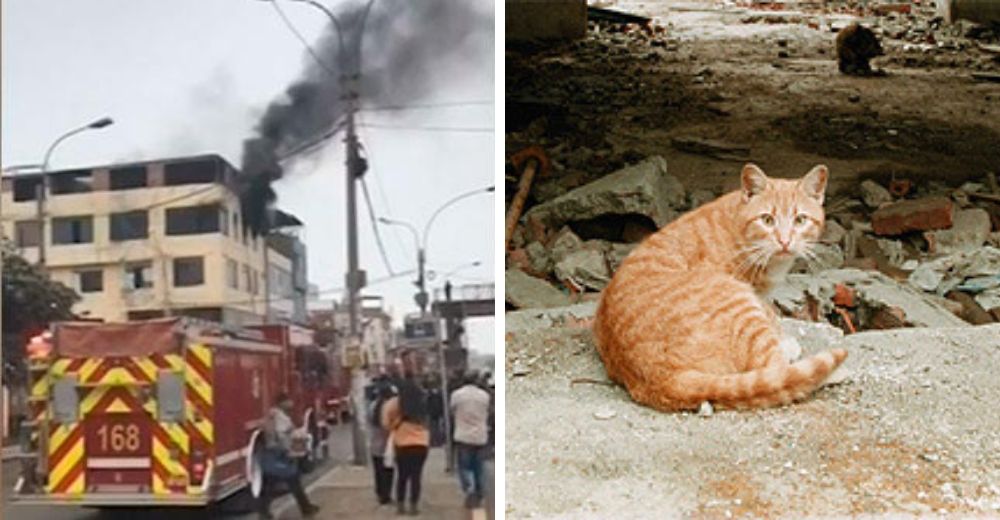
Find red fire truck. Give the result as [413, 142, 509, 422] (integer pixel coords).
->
[10, 318, 349, 508]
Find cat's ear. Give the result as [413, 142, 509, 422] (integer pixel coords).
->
[741, 163, 769, 202]
[800, 165, 828, 204]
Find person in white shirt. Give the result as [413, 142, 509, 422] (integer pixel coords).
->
[450, 372, 491, 508]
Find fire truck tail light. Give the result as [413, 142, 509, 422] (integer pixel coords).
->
[190, 449, 208, 485]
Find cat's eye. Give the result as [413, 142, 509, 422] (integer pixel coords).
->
[760, 214, 774, 226]
[794, 214, 807, 226]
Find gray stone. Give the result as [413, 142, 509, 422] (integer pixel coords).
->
[908, 247, 1000, 295]
[523, 156, 686, 232]
[524, 241, 553, 275]
[607, 242, 637, 272]
[820, 220, 847, 246]
[794, 243, 844, 273]
[505, 268, 572, 309]
[924, 208, 992, 254]
[860, 180, 893, 208]
[689, 189, 717, 209]
[553, 249, 610, 291]
[548, 227, 584, 265]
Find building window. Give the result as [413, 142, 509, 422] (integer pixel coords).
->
[50, 170, 93, 194]
[123, 262, 154, 290]
[163, 159, 219, 186]
[220, 208, 229, 236]
[110, 211, 149, 241]
[78, 270, 103, 293]
[243, 264, 253, 293]
[14, 220, 41, 247]
[233, 213, 241, 242]
[227, 258, 239, 289]
[12, 178, 41, 202]
[165, 205, 222, 236]
[173, 257, 204, 287]
[52, 216, 94, 244]
[109, 166, 147, 190]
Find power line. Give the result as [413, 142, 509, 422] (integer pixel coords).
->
[359, 176, 395, 276]
[355, 111, 411, 264]
[360, 100, 493, 112]
[359, 123, 493, 133]
[266, 0, 337, 77]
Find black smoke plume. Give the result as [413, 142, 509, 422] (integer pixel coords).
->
[238, 0, 493, 234]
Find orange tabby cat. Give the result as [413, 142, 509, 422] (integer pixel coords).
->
[593, 163, 847, 411]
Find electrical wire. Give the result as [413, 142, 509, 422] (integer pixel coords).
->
[359, 176, 395, 276]
[360, 100, 493, 112]
[358, 123, 493, 133]
[267, 0, 337, 77]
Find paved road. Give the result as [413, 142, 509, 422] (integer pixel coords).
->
[2, 425, 352, 520]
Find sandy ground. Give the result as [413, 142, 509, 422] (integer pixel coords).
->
[505, 304, 1000, 518]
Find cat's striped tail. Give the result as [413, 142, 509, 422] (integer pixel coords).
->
[637, 349, 848, 411]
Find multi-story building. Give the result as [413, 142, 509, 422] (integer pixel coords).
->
[309, 298, 395, 374]
[0, 153, 309, 326]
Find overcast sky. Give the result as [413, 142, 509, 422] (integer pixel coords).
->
[1, 0, 495, 354]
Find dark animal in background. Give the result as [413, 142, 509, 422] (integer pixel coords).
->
[836, 23, 884, 76]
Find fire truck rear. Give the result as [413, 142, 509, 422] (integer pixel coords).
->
[11, 318, 290, 507]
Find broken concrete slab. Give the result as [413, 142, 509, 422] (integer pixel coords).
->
[908, 246, 1000, 295]
[924, 208, 992, 254]
[505, 268, 572, 309]
[871, 196, 954, 236]
[772, 268, 969, 328]
[523, 156, 686, 234]
[794, 243, 845, 273]
[819, 219, 846, 246]
[548, 227, 584, 265]
[553, 248, 610, 291]
[506, 310, 1000, 518]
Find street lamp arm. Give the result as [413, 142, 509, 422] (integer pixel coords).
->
[421, 185, 495, 251]
[288, 0, 346, 69]
[377, 217, 420, 253]
[41, 117, 115, 172]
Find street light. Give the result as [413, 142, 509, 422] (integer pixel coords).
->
[378, 187, 493, 472]
[37, 116, 115, 267]
[378, 185, 494, 314]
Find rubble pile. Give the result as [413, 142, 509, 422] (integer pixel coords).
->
[735, 0, 1000, 72]
[506, 150, 1000, 331]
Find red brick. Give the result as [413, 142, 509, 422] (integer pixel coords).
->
[871, 196, 954, 236]
[832, 283, 856, 308]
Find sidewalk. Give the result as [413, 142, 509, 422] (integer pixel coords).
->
[275, 447, 490, 520]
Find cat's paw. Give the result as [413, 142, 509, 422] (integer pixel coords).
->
[778, 336, 802, 362]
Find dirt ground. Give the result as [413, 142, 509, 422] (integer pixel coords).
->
[505, 305, 1000, 518]
[506, 0, 1000, 199]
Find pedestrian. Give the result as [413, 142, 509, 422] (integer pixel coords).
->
[258, 393, 320, 520]
[427, 385, 444, 446]
[450, 371, 492, 508]
[369, 379, 396, 506]
[382, 373, 430, 516]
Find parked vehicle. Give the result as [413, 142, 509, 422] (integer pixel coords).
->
[9, 317, 348, 508]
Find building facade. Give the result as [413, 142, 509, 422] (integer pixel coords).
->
[0, 154, 308, 326]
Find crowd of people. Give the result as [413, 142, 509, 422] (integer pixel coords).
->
[253, 369, 494, 519]
[368, 369, 495, 514]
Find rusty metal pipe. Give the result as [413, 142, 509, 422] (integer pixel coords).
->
[505, 158, 538, 251]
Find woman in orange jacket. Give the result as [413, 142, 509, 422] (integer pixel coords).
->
[381, 376, 430, 516]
